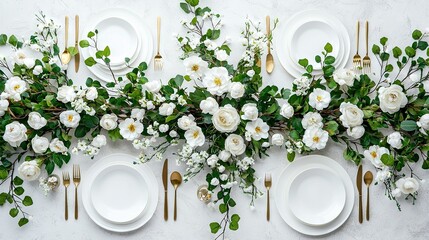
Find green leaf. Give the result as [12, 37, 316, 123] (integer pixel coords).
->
[324, 43, 333, 53]
[324, 56, 335, 65]
[392, 47, 402, 58]
[108, 128, 122, 141]
[45, 161, 54, 175]
[75, 125, 88, 138]
[87, 31, 95, 38]
[18, 218, 29, 227]
[219, 203, 228, 213]
[0, 169, 8, 179]
[231, 214, 240, 223]
[381, 154, 394, 166]
[422, 159, 429, 170]
[14, 187, 24, 196]
[209, 222, 221, 234]
[325, 121, 339, 136]
[187, 0, 199, 7]
[84, 57, 97, 67]
[13, 176, 23, 186]
[79, 40, 90, 48]
[229, 221, 239, 231]
[0, 193, 8, 206]
[103, 46, 111, 57]
[9, 208, 19, 218]
[22, 196, 33, 206]
[405, 46, 416, 58]
[180, 2, 190, 13]
[380, 37, 388, 46]
[8, 35, 18, 47]
[412, 30, 422, 40]
[372, 44, 381, 55]
[67, 46, 78, 56]
[228, 198, 236, 207]
[0, 34, 7, 45]
[400, 120, 418, 131]
[298, 59, 308, 68]
[287, 151, 295, 162]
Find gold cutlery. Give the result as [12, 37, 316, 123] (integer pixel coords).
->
[162, 159, 168, 221]
[364, 170, 373, 221]
[60, 16, 71, 65]
[62, 171, 70, 221]
[264, 173, 272, 221]
[74, 15, 80, 73]
[356, 165, 363, 223]
[154, 16, 163, 71]
[265, 16, 274, 74]
[73, 164, 81, 220]
[170, 171, 182, 221]
[362, 21, 371, 74]
[352, 21, 362, 73]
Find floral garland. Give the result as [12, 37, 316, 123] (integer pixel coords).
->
[0, 0, 428, 238]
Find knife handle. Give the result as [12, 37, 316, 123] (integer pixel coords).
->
[366, 187, 370, 221]
[75, 15, 79, 45]
[164, 190, 168, 221]
[359, 194, 363, 223]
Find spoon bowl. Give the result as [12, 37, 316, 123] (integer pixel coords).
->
[364, 171, 373, 221]
[60, 16, 72, 65]
[170, 171, 182, 221]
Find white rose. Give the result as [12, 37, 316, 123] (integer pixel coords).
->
[378, 85, 408, 114]
[229, 82, 245, 99]
[59, 110, 80, 128]
[100, 113, 118, 130]
[417, 114, 429, 135]
[4, 77, 27, 101]
[339, 102, 364, 128]
[247, 70, 255, 77]
[271, 133, 284, 146]
[131, 108, 146, 121]
[302, 112, 323, 129]
[18, 160, 41, 181]
[280, 102, 294, 119]
[387, 131, 403, 149]
[212, 105, 240, 133]
[185, 126, 205, 147]
[91, 135, 107, 148]
[184, 56, 208, 79]
[85, 87, 98, 101]
[241, 103, 258, 121]
[159, 103, 176, 116]
[13, 50, 26, 65]
[218, 150, 231, 161]
[203, 67, 231, 96]
[375, 167, 392, 183]
[346, 126, 365, 139]
[333, 69, 356, 86]
[218, 165, 226, 173]
[392, 188, 402, 198]
[225, 134, 246, 156]
[27, 112, 47, 130]
[200, 97, 219, 115]
[395, 177, 420, 194]
[309, 88, 331, 110]
[3, 121, 27, 147]
[215, 49, 228, 61]
[302, 127, 329, 150]
[245, 118, 269, 140]
[210, 178, 219, 186]
[49, 138, 68, 153]
[178, 115, 196, 130]
[119, 118, 144, 141]
[31, 135, 49, 154]
[33, 65, 43, 75]
[0, 99, 9, 111]
[364, 145, 390, 168]
[169, 130, 178, 138]
[57, 85, 76, 103]
[24, 58, 35, 69]
[144, 81, 162, 93]
[207, 155, 219, 168]
[159, 124, 169, 133]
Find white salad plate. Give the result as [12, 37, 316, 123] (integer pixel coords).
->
[288, 167, 346, 226]
[275, 155, 354, 236]
[82, 153, 158, 232]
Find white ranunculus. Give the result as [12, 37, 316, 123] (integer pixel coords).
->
[59, 110, 80, 128]
[333, 69, 356, 86]
[4, 77, 28, 101]
[119, 118, 144, 141]
[364, 145, 390, 168]
[245, 118, 269, 140]
[387, 131, 403, 149]
[229, 82, 245, 99]
[144, 81, 162, 93]
[417, 114, 429, 135]
[241, 103, 258, 121]
[31, 135, 49, 154]
[13, 50, 27, 65]
[33, 65, 43, 75]
[396, 177, 420, 194]
[203, 67, 231, 96]
[378, 85, 408, 114]
[225, 134, 246, 156]
[346, 126, 365, 139]
[85, 87, 98, 101]
[27, 112, 47, 130]
[3, 121, 27, 147]
[100, 113, 118, 130]
[207, 155, 219, 168]
[280, 102, 294, 119]
[302, 127, 329, 150]
[375, 167, 392, 183]
[18, 160, 40, 181]
[215, 49, 228, 61]
[339, 102, 364, 128]
[159, 124, 169, 133]
[212, 104, 240, 133]
[49, 138, 68, 153]
[247, 69, 255, 77]
[169, 130, 178, 138]
[0, 99, 9, 111]
[200, 97, 219, 115]
[184, 126, 205, 147]
[309, 88, 331, 110]
[271, 133, 285, 146]
[57, 85, 76, 103]
[218, 150, 231, 162]
[184, 56, 208, 79]
[91, 135, 107, 148]
[302, 112, 323, 129]
[131, 108, 146, 121]
[159, 103, 176, 116]
[210, 178, 219, 186]
[178, 115, 196, 130]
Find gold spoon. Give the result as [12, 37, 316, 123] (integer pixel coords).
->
[170, 171, 182, 221]
[60, 16, 71, 65]
[364, 171, 373, 221]
[265, 15, 274, 74]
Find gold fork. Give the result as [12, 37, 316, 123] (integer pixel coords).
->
[353, 21, 362, 73]
[154, 16, 163, 71]
[362, 21, 371, 74]
[73, 165, 81, 220]
[264, 173, 272, 221]
[62, 171, 70, 221]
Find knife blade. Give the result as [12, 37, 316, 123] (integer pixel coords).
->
[74, 15, 80, 73]
[356, 164, 363, 223]
[162, 159, 168, 221]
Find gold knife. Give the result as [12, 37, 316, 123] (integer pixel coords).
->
[356, 165, 363, 223]
[162, 159, 168, 221]
[74, 15, 80, 73]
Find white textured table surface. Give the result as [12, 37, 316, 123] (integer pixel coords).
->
[1, 0, 429, 239]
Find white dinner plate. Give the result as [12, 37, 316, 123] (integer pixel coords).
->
[275, 155, 354, 236]
[288, 167, 346, 226]
[82, 153, 158, 232]
[90, 163, 149, 224]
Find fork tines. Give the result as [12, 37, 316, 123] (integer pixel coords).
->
[73, 164, 81, 181]
[154, 57, 163, 71]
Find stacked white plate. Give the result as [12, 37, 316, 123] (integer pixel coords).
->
[82, 153, 158, 232]
[81, 8, 153, 82]
[276, 155, 354, 236]
[275, 10, 350, 78]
